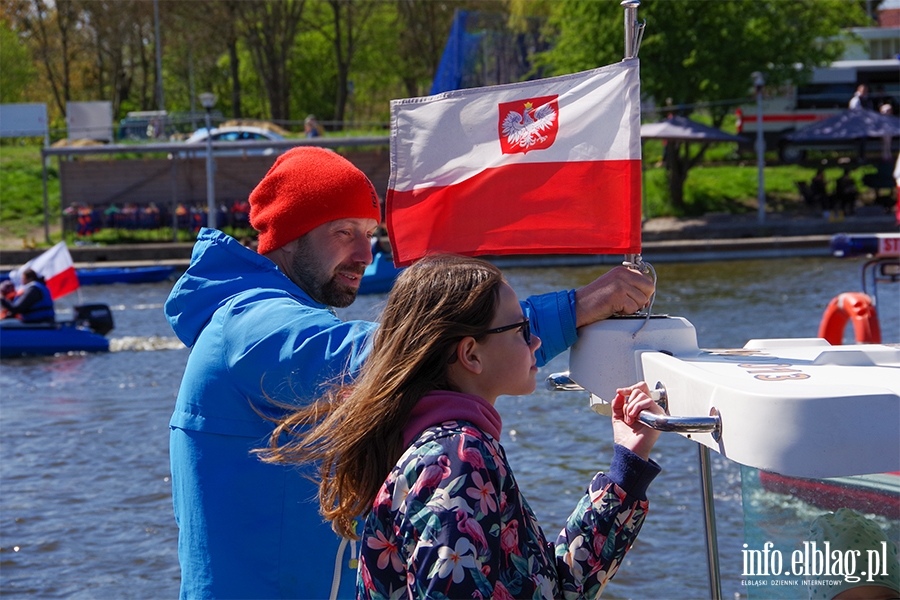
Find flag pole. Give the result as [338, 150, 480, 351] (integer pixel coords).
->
[621, 0, 645, 270]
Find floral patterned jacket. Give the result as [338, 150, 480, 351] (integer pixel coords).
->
[357, 419, 661, 599]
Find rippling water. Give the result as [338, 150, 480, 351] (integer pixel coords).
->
[1, 257, 897, 599]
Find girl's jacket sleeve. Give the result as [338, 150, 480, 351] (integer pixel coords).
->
[359, 424, 660, 600]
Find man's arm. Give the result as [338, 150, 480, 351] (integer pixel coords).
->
[523, 266, 655, 366]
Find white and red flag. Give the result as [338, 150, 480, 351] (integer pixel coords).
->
[10, 242, 80, 299]
[386, 59, 642, 266]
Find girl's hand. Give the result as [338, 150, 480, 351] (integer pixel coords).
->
[611, 382, 665, 461]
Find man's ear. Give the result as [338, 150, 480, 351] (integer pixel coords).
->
[276, 238, 298, 256]
[453, 337, 483, 375]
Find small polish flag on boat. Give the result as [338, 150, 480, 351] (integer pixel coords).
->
[10, 242, 80, 299]
[386, 59, 642, 266]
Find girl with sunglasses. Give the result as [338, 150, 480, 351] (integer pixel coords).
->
[259, 254, 664, 599]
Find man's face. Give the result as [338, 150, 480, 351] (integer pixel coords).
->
[288, 218, 378, 307]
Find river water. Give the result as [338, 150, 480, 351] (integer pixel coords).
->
[1, 256, 897, 599]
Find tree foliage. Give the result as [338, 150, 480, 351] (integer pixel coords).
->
[537, 0, 869, 211]
[0, 0, 875, 154]
[0, 19, 36, 103]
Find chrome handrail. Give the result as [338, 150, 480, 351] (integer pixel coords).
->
[638, 409, 721, 440]
[546, 374, 722, 440]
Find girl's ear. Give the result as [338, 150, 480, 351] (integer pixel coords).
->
[453, 336, 483, 375]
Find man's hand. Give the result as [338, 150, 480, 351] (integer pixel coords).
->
[574, 266, 655, 328]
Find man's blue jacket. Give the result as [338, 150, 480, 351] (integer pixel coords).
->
[164, 228, 579, 599]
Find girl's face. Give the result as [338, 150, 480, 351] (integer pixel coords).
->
[477, 282, 542, 401]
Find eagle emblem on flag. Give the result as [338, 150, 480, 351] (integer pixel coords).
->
[498, 95, 559, 154]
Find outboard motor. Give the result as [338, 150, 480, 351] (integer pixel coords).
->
[73, 304, 114, 336]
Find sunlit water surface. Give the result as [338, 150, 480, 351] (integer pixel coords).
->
[1, 257, 897, 598]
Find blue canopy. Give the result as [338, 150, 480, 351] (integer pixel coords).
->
[784, 109, 900, 143]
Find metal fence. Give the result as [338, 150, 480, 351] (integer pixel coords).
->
[40, 136, 390, 243]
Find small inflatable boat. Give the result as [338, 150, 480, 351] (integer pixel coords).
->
[0, 304, 115, 357]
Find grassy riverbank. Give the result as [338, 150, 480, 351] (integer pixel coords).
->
[0, 141, 886, 249]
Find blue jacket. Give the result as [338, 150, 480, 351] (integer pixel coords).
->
[165, 228, 579, 599]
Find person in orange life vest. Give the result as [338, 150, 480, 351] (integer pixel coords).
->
[0, 280, 16, 320]
[1, 269, 55, 323]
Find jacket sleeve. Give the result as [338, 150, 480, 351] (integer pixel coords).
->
[521, 289, 578, 367]
[553, 444, 661, 598]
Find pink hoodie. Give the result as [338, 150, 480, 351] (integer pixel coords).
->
[402, 390, 502, 447]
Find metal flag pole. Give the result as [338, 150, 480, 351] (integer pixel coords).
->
[621, 2, 722, 598]
[621, 1, 646, 272]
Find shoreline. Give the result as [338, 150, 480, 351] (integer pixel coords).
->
[1, 210, 896, 271]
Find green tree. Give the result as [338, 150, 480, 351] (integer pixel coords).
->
[0, 19, 37, 103]
[539, 0, 868, 212]
[237, 0, 306, 122]
[394, 0, 459, 98]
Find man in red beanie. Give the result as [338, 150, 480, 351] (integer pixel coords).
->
[165, 146, 654, 599]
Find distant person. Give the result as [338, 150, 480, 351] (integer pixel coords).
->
[304, 114, 322, 138]
[810, 168, 829, 211]
[0, 269, 55, 323]
[0, 280, 16, 320]
[257, 254, 664, 598]
[880, 104, 894, 162]
[834, 168, 858, 216]
[894, 152, 900, 224]
[848, 84, 869, 110]
[808, 508, 899, 600]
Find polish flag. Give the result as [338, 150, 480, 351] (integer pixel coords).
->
[386, 59, 642, 266]
[10, 242, 80, 299]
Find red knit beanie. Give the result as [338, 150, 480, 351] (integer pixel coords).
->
[249, 147, 381, 254]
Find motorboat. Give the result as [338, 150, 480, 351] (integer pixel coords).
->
[0, 265, 175, 286]
[72, 265, 176, 285]
[0, 304, 115, 358]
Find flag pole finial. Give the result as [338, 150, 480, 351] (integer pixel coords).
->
[621, 1, 645, 60]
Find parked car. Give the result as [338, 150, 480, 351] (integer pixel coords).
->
[178, 125, 286, 157]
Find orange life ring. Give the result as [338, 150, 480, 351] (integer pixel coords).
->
[818, 292, 881, 345]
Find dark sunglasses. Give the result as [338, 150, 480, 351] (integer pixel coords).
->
[447, 317, 533, 364]
[482, 318, 531, 346]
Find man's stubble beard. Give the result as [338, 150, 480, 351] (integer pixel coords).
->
[289, 237, 360, 308]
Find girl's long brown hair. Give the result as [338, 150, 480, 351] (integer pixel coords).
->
[256, 254, 504, 538]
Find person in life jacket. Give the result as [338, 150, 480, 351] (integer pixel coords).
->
[0, 280, 16, 320]
[1, 269, 55, 323]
